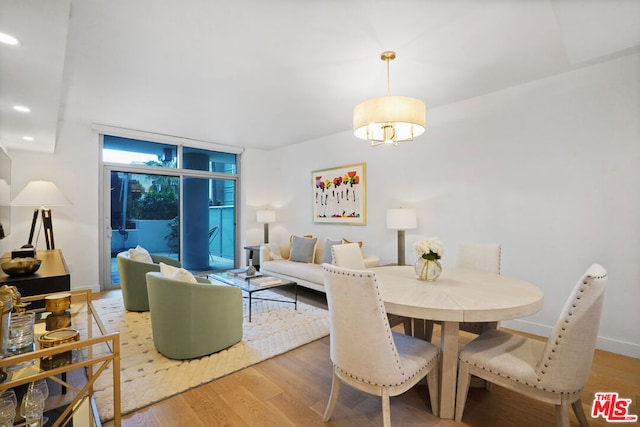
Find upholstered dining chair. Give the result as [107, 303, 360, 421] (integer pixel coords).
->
[145, 272, 243, 359]
[423, 242, 502, 341]
[331, 243, 412, 335]
[117, 251, 182, 311]
[330, 242, 366, 270]
[321, 264, 440, 426]
[455, 263, 607, 427]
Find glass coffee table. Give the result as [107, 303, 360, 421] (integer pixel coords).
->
[208, 272, 297, 322]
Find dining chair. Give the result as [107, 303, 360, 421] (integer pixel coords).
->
[321, 264, 440, 426]
[330, 242, 366, 270]
[424, 242, 502, 341]
[455, 263, 607, 427]
[331, 243, 412, 335]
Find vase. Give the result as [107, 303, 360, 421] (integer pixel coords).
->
[415, 258, 442, 281]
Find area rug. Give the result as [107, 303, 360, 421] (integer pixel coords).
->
[88, 292, 330, 422]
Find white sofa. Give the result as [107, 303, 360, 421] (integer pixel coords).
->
[259, 240, 380, 292]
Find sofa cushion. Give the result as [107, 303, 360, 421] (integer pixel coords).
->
[342, 238, 363, 248]
[129, 245, 153, 263]
[321, 239, 343, 264]
[289, 236, 318, 263]
[262, 259, 324, 285]
[265, 243, 283, 260]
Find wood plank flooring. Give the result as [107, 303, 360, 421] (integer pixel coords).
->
[98, 288, 639, 427]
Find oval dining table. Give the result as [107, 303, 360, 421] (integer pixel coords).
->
[370, 265, 544, 420]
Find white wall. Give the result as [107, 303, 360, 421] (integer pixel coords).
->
[1, 121, 100, 292]
[244, 53, 640, 358]
[2, 53, 637, 358]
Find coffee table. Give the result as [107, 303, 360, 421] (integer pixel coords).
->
[209, 272, 298, 322]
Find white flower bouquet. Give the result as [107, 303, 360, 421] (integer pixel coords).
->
[414, 237, 444, 261]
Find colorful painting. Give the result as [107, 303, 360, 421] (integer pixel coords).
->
[312, 163, 366, 225]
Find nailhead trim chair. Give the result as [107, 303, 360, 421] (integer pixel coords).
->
[331, 243, 412, 335]
[321, 264, 440, 426]
[455, 263, 607, 427]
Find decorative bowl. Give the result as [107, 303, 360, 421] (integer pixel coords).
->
[1, 257, 42, 277]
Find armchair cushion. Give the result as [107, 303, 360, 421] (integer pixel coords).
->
[146, 272, 243, 359]
[159, 262, 198, 283]
[128, 245, 153, 263]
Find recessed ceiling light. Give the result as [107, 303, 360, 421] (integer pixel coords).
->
[13, 105, 31, 113]
[23, 136, 35, 141]
[0, 32, 20, 45]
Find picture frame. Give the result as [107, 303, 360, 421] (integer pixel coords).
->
[312, 162, 366, 225]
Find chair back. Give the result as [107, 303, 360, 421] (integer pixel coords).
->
[322, 264, 407, 386]
[457, 243, 501, 274]
[536, 263, 607, 392]
[331, 243, 366, 270]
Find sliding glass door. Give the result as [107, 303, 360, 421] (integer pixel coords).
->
[101, 134, 238, 289]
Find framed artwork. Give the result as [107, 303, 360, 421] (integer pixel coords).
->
[312, 162, 366, 225]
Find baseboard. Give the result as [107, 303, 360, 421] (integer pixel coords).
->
[71, 284, 101, 294]
[501, 319, 640, 359]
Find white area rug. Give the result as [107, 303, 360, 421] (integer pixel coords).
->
[90, 292, 330, 421]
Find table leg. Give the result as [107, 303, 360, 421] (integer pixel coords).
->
[248, 291, 252, 322]
[439, 321, 459, 419]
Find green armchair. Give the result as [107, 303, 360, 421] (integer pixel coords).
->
[116, 251, 181, 312]
[145, 272, 243, 359]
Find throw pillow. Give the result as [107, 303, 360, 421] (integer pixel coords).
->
[172, 268, 198, 283]
[265, 243, 283, 260]
[159, 262, 179, 277]
[159, 262, 198, 283]
[129, 245, 153, 263]
[342, 238, 363, 248]
[289, 235, 318, 263]
[321, 238, 343, 264]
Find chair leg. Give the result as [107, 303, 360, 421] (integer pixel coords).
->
[555, 397, 571, 427]
[424, 320, 435, 342]
[403, 317, 413, 335]
[322, 369, 341, 422]
[454, 362, 472, 422]
[381, 389, 391, 427]
[426, 358, 440, 418]
[572, 397, 589, 427]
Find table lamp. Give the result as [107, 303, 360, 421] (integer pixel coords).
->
[256, 209, 276, 243]
[386, 208, 417, 265]
[12, 180, 71, 250]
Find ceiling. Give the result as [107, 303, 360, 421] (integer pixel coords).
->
[1, 0, 639, 153]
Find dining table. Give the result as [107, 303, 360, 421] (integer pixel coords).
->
[370, 265, 544, 420]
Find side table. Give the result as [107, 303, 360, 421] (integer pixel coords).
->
[243, 245, 261, 270]
[0, 249, 70, 310]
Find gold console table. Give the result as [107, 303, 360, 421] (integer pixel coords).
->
[0, 289, 121, 426]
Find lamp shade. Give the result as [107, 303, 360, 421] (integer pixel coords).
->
[354, 96, 426, 144]
[256, 209, 276, 224]
[386, 208, 417, 230]
[12, 180, 71, 207]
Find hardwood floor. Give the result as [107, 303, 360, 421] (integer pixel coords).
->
[98, 288, 639, 427]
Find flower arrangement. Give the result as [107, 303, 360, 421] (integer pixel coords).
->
[414, 238, 444, 281]
[414, 237, 445, 261]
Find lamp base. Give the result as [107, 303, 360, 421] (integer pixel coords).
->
[397, 229, 406, 266]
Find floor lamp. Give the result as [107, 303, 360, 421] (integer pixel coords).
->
[256, 209, 276, 243]
[386, 208, 417, 266]
[12, 180, 71, 250]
